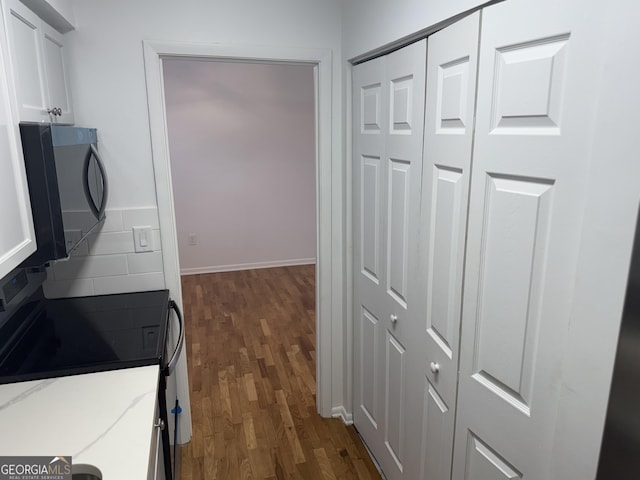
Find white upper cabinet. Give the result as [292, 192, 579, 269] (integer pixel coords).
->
[2, 0, 73, 124]
[0, 1, 36, 280]
[40, 21, 72, 121]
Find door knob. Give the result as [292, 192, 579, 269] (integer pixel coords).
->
[430, 362, 440, 374]
[390, 314, 398, 325]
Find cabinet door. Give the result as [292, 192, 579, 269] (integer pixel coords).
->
[40, 21, 73, 124]
[0, 5, 36, 279]
[3, 0, 73, 124]
[2, 0, 49, 123]
[452, 0, 618, 478]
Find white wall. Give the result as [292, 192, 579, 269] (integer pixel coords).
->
[66, 0, 342, 210]
[341, 0, 490, 60]
[163, 60, 316, 274]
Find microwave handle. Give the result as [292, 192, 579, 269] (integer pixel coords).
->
[83, 145, 109, 220]
[165, 299, 185, 376]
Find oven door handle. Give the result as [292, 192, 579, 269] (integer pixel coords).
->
[165, 300, 184, 376]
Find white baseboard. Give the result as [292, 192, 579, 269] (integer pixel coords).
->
[180, 258, 316, 276]
[331, 406, 353, 425]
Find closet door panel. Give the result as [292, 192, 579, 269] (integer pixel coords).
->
[418, 379, 452, 480]
[408, 12, 480, 480]
[359, 306, 380, 429]
[382, 39, 427, 480]
[353, 39, 427, 480]
[386, 158, 410, 307]
[361, 156, 381, 283]
[452, 1, 613, 478]
[353, 55, 388, 462]
[385, 39, 426, 326]
[384, 330, 407, 471]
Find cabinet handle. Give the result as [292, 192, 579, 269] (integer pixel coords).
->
[390, 314, 398, 325]
[154, 418, 165, 430]
[430, 362, 440, 374]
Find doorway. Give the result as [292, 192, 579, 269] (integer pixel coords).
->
[162, 59, 322, 476]
[162, 59, 316, 275]
[142, 42, 336, 446]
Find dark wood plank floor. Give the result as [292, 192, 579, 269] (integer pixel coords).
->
[179, 265, 381, 479]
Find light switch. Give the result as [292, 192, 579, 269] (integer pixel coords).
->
[133, 226, 154, 253]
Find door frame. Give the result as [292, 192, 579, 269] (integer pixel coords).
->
[142, 41, 335, 440]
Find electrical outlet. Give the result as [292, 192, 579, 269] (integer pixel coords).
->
[133, 226, 154, 253]
[188, 233, 197, 246]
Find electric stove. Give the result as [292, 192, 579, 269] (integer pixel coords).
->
[0, 288, 170, 384]
[0, 284, 180, 480]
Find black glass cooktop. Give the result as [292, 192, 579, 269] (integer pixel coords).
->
[0, 288, 170, 384]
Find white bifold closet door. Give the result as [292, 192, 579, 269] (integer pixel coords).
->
[452, 0, 614, 478]
[406, 11, 480, 480]
[352, 39, 426, 480]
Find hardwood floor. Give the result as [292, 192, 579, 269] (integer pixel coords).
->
[179, 265, 381, 479]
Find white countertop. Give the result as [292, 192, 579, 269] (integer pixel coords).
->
[0, 365, 159, 479]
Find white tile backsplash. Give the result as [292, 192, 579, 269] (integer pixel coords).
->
[122, 207, 160, 230]
[88, 231, 136, 255]
[151, 230, 162, 250]
[93, 272, 165, 295]
[98, 209, 124, 233]
[52, 255, 128, 280]
[126, 251, 164, 274]
[43, 207, 165, 298]
[43, 278, 95, 298]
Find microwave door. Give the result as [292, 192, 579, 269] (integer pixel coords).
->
[53, 142, 95, 254]
[18, 124, 106, 266]
[51, 127, 107, 257]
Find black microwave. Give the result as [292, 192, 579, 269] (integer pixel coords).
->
[18, 124, 108, 268]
